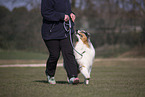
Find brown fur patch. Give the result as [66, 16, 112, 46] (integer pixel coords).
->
[80, 32, 90, 48]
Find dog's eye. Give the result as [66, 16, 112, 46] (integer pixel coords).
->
[77, 33, 83, 37]
[80, 35, 83, 37]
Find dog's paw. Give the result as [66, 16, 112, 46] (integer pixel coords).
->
[84, 78, 90, 85]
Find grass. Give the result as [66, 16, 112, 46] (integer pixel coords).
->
[0, 45, 145, 61]
[0, 50, 48, 60]
[95, 44, 131, 58]
[0, 50, 63, 64]
[0, 60, 145, 97]
[95, 45, 145, 58]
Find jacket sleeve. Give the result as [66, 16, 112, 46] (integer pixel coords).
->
[41, 0, 65, 21]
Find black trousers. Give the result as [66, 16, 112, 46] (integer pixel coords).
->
[44, 37, 78, 79]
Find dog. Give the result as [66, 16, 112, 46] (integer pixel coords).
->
[74, 30, 95, 84]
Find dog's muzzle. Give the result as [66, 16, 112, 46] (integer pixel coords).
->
[75, 30, 83, 37]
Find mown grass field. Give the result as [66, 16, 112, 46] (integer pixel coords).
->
[0, 50, 48, 60]
[0, 50, 64, 65]
[0, 60, 145, 97]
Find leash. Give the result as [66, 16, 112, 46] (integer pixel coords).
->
[63, 20, 84, 57]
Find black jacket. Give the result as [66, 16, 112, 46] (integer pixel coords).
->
[41, 0, 74, 40]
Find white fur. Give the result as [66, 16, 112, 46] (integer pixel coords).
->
[74, 30, 95, 84]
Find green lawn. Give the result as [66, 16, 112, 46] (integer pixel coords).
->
[0, 60, 145, 97]
[0, 50, 48, 60]
[0, 50, 64, 65]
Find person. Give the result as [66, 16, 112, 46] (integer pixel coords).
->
[41, 0, 79, 84]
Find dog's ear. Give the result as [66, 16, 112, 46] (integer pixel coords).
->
[87, 32, 90, 38]
[84, 32, 90, 39]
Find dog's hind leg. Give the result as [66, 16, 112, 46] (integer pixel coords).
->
[88, 66, 92, 76]
[80, 67, 90, 78]
[80, 67, 90, 84]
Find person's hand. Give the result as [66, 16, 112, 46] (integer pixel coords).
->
[70, 13, 76, 22]
[64, 15, 70, 22]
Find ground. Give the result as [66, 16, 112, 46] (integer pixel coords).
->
[0, 59, 145, 97]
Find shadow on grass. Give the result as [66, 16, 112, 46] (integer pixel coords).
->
[34, 80, 48, 84]
[34, 80, 84, 84]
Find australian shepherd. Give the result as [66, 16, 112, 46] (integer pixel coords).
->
[74, 30, 95, 84]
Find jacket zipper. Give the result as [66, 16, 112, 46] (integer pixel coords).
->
[50, 24, 55, 33]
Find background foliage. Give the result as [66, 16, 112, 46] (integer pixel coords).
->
[0, 0, 145, 57]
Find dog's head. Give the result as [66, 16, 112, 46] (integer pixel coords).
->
[75, 30, 90, 41]
[75, 30, 90, 47]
